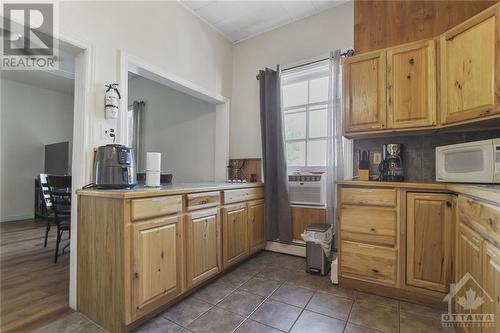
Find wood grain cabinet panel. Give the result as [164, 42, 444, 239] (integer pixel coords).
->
[340, 206, 397, 247]
[131, 215, 184, 319]
[340, 187, 397, 207]
[440, 5, 500, 125]
[387, 40, 437, 129]
[248, 200, 265, 255]
[185, 208, 221, 288]
[131, 196, 182, 221]
[186, 192, 220, 211]
[340, 240, 397, 286]
[291, 207, 326, 241]
[406, 193, 454, 293]
[482, 241, 500, 333]
[343, 50, 387, 133]
[222, 203, 249, 269]
[455, 222, 483, 331]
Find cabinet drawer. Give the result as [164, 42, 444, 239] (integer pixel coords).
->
[458, 195, 500, 246]
[223, 187, 264, 204]
[340, 240, 397, 285]
[340, 188, 397, 207]
[186, 191, 220, 211]
[340, 206, 397, 246]
[131, 195, 182, 221]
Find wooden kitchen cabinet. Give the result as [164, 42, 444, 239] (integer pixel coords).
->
[406, 193, 454, 293]
[343, 50, 387, 133]
[131, 215, 184, 318]
[222, 203, 249, 268]
[482, 241, 500, 333]
[387, 40, 437, 129]
[248, 199, 265, 255]
[455, 221, 484, 327]
[440, 5, 500, 125]
[185, 208, 221, 288]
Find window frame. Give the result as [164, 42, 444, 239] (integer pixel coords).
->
[282, 77, 330, 170]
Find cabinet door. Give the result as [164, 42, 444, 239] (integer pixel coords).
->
[131, 215, 184, 317]
[248, 200, 265, 254]
[483, 242, 500, 333]
[406, 193, 454, 293]
[455, 222, 483, 331]
[387, 40, 437, 129]
[440, 6, 500, 125]
[343, 50, 387, 133]
[222, 203, 248, 269]
[186, 208, 221, 288]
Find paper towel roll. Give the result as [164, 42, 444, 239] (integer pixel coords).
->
[146, 152, 161, 172]
[146, 170, 160, 187]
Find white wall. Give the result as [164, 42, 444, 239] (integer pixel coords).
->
[128, 76, 217, 182]
[58, 1, 233, 148]
[57, 1, 234, 309]
[0, 78, 74, 222]
[230, 2, 354, 158]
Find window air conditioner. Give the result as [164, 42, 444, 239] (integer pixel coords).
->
[288, 174, 326, 206]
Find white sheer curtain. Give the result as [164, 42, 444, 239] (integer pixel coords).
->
[326, 50, 353, 235]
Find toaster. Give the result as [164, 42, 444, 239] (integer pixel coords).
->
[93, 144, 137, 189]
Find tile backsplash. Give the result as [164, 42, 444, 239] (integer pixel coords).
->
[353, 130, 500, 182]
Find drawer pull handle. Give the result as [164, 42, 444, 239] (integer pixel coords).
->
[370, 228, 376, 232]
[372, 269, 379, 274]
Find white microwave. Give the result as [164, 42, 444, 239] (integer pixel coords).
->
[436, 138, 500, 183]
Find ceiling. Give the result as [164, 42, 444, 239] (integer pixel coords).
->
[181, 0, 349, 43]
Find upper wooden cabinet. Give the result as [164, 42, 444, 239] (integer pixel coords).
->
[131, 215, 184, 319]
[387, 40, 437, 129]
[185, 208, 221, 288]
[343, 50, 387, 133]
[406, 193, 453, 293]
[440, 5, 500, 125]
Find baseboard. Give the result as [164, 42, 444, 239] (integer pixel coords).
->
[264, 240, 306, 257]
[0, 214, 34, 223]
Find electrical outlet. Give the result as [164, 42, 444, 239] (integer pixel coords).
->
[373, 152, 382, 165]
[101, 125, 115, 140]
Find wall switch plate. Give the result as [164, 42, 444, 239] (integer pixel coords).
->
[373, 152, 382, 165]
[101, 125, 115, 140]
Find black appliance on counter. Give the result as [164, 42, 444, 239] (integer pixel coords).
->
[379, 143, 404, 182]
[93, 144, 137, 189]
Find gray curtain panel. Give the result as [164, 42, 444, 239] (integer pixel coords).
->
[258, 68, 293, 242]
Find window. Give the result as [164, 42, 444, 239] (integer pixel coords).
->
[281, 62, 329, 168]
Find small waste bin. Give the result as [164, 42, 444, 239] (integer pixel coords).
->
[302, 223, 332, 276]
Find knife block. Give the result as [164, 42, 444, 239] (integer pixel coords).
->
[358, 169, 369, 181]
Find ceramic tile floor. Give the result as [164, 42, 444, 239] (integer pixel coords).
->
[34, 251, 454, 333]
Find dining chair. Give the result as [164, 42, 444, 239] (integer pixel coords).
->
[47, 175, 72, 263]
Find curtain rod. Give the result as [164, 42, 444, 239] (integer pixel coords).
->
[256, 49, 354, 80]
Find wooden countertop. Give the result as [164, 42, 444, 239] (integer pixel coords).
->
[76, 182, 264, 199]
[336, 180, 500, 205]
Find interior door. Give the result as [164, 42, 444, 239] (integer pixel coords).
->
[248, 200, 265, 254]
[343, 50, 387, 133]
[440, 7, 499, 125]
[406, 193, 453, 292]
[132, 215, 183, 317]
[387, 40, 437, 129]
[186, 208, 220, 288]
[223, 203, 248, 268]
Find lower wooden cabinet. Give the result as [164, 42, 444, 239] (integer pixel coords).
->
[248, 199, 265, 255]
[406, 193, 454, 293]
[340, 240, 398, 286]
[455, 221, 483, 332]
[222, 203, 249, 268]
[185, 208, 221, 288]
[483, 241, 500, 333]
[131, 215, 184, 318]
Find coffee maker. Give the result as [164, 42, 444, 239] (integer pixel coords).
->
[378, 144, 404, 182]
